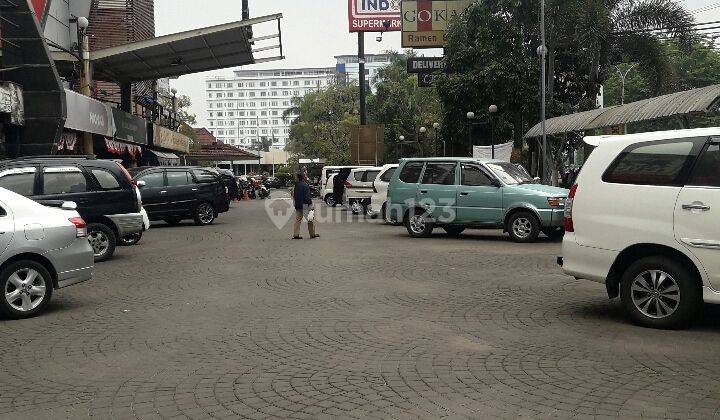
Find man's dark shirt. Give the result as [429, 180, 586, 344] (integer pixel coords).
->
[293, 180, 312, 210]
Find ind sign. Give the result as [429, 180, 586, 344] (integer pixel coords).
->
[348, 0, 401, 32]
[401, 0, 473, 48]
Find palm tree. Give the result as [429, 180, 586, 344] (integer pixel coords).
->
[545, 0, 695, 107]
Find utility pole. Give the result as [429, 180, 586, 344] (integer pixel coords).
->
[539, 0, 548, 183]
[616, 63, 638, 105]
[76, 16, 93, 155]
[358, 32, 367, 125]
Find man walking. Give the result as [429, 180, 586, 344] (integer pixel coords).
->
[292, 172, 319, 239]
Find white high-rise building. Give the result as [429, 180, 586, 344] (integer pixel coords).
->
[205, 68, 336, 150]
[335, 54, 393, 92]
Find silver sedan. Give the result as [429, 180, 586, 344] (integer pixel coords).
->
[0, 188, 93, 319]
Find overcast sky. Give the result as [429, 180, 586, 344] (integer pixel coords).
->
[155, 0, 720, 127]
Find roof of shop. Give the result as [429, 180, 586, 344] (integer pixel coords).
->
[91, 14, 284, 82]
[524, 84, 720, 138]
[187, 141, 260, 161]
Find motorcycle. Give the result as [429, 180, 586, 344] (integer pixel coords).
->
[257, 184, 270, 199]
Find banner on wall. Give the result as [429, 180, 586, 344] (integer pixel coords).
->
[401, 0, 473, 48]
[472, 141, 514, 162]
[348, 0, 401, 32]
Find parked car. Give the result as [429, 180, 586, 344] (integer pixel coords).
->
[561, 128, 720, 329]
[368, 164, 399, 221]
[320, 166, 367, 206]
[0, 188, 93, 319]
[347, 167, 382, 215]
[0, 156, 144, 262]
[321, 173, 347, 207]
[130, 166, 229, 226]
[386, 158, 568, 242]
[206, 168, 239, 202]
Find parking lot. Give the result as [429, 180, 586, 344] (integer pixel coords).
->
[2, 199, 720, 419]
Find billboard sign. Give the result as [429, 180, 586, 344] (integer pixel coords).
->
[350, 125, 385, 165]
[407, 57, 445, 74]
[418, 72, 441, 87]
[401, 0, 473, 48]
[348, 0, 401, 32]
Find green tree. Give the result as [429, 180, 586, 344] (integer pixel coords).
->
[158, 88, 197, 126]
[251, 136, 273, 152]
[284, 84, 359, 165]
[368, 51, 442, 160]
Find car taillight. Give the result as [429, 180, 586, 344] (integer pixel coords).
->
[69, 217, 87, 238]
[564, 184, 578, 232]
[344, 181, 352, 188]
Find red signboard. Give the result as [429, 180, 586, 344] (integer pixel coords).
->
[31, 0, 48, 23]
[348, 0, 401, 32]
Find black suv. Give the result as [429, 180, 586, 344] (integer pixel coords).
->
[0, 156, 144, 261]
[129, 166, 229, 226]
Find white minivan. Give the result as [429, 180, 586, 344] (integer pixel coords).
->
[561, 127, 720, 329]
[368, 164, 398, 221]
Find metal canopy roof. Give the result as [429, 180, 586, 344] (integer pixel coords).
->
[524, 84, 720, 138]
[91, 14, 284, 82]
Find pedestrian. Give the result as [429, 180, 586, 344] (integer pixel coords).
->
[291, 172, 319, 240]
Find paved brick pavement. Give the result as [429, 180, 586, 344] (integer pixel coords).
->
[2, 198, 720, 419]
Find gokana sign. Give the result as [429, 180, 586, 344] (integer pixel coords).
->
[348, 0, 401, 32]
[401, 0, 473, 48]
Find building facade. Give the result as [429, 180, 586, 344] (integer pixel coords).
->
[335, 54, 393, 92]
[205, 68, 336, 150]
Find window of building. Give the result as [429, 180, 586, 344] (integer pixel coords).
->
[217, 112, 224, 116]
[304, 80, 312, 86]
[261, 111, 267, 116]
[260, 101, 267, 107]
[260, 92, 267, 97]
[209, 121, 214, 126]
[283, 81, 289, 86]
[249, 111, 256, 116]
[239, 92, 245, 97]
[237, 82, 243, 87]
[293, 90, 300, 96]
[227, 92, 234, 98]
[260, 82, 266, 87]
[283, 101, 290, 106]
[248, 82, 255, 87]
[226, 83, 233, 88]
[271, 81, 277, 87]
[293, 81, 299, 86]
[228, 112, 234, 117]
[249, 92, 255, 97]
[271, 101, 278, 106]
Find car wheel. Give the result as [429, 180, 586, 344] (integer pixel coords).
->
[87, 223, 116, 262]
[0, 260, 53, 319]
[443, 226, 466, 236]
[194, 202, 215, 226]
[324, 194, 336, 207]
[350, 201, 363, 215]
[366, 205, 376, 219]
[507, 211, 540, 243]
[405, 209, 434, 238]
[619, 256, 700, 329]
[542, 227, 565, 240]
[119, 231, 142, 246]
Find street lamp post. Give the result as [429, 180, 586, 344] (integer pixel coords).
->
[466, 111, 475, 156]
[539, 0, 548, 183]
[399, 135, 405, 158]
[74, 16, 92, 155]
[432, 122, 442, 156]
[488, 105, 498, 159]
[419, 126, 427, 156]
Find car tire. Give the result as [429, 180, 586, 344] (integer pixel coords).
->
[164, 216, 183, 226]
[119, 231, 142, 246]
[324, 194, 336, 207]
[194, 202, 216, 226]
[87, 223, 116, 262]
[366, 204, 376, 219]
[0, 260, 53, 319]
[507, 211, 540, 243]
[405, 209, 434, 238]
[619, 256, 700, 329]
[443, 226, 466, 236]
[542, 227, 565, 240]
[350, 201, 363, 215]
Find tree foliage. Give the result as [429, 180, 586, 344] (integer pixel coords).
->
[368, 51, 442, 160]
[158, 88, 197, 126]
[284, 84, 360, 165]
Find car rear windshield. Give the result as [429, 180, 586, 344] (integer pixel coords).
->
[603, 139, 703, 186]
[399, 162, 424, 183]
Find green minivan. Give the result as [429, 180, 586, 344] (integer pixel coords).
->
[386, 158, 569, 242]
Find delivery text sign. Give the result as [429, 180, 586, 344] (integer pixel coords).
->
[348, 0, 402, 32]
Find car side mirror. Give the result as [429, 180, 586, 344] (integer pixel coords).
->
[61, 201, 77, 211]
[136, 180, 146, 188]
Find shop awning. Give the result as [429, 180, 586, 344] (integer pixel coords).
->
[524, 84, 720, 138]
[91, 14, 284, 82]
[149, 150, 179, 160]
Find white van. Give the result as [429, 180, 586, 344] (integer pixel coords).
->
[320, 166, 367, 206]
[368, 164, 398, 220]
[561, 127, 720, 329]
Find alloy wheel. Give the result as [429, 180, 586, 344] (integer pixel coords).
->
[409, 215, 426, 234]
[4, 268, 47, 312]
[198, 204, 214, 224]
[89, 230, 110, 257]
[631, 270, 681, 319]
[512, 217, 533, 239]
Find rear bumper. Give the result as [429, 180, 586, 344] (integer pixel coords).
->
[107, 213, 144, 237]
[47, 239, 94, 289]
[561, 234, 617, 284]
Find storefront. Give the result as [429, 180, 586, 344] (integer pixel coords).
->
[148, 124, 191, 166]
